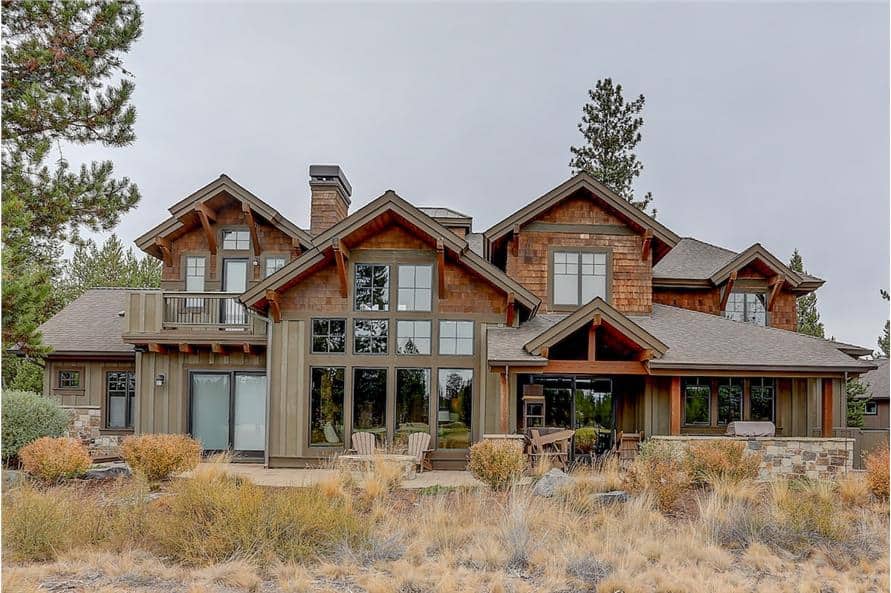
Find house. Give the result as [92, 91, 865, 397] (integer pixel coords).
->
[859, 358, 889, 430]
[38, 165, 877, 468]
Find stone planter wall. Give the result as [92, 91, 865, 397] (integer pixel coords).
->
[651, 436, 855, 480]
[62, 407, 124, 458]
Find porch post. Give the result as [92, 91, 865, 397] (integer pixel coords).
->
[499, 369, 509, 433]
[670, 376, 681, 435]
[821, 378, 833, 437]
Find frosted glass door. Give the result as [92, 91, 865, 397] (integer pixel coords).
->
[191, 373, 230, 451]
[234, 374, 266, 452]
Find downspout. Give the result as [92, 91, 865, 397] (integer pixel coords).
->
[248, 308, 274, 469]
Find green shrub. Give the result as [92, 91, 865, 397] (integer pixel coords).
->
[1, 390, 69, 461]
[467, 439, 526, 490]
[19, 437, 91, 482]
[624, 440, 691, 513]
[120, 433, 201, 482]
[683, 439, 762, 485]
[573, 427, 598, 454]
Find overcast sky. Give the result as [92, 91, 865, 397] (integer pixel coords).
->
[68, 1, 889, 349]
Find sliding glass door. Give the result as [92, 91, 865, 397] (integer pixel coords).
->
[190, 371, 266, 457]
[530, 375, 614, 460]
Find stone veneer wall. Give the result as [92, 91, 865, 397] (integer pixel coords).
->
[651, 436, 854, 480]
[63, 407, 124, 458]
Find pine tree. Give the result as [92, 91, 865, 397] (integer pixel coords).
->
[570, 78, 654, 213]
[846, 378, 868, 428]
[877, 290, 890, 358]
[2, 1, 143, 357]
[789, 249, 824, 338]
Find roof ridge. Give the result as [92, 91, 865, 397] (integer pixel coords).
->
[679, 236, 738, 256]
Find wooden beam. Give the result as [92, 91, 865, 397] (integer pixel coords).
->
[719, 271, 737, 311]
[196, 202, 216, 222]
[197, 208, 217, 254]
[510, 224, 521, 257]
[178, 343, 193, 354]
[767, 275, 783, 311]
[542, 360, 649, 375]
[540, 346, 549, 359]
[242, 202, 262, 254]
[587, 324, 597, 361]
[506, 292, 516, 327]
[154, 237, 173, 267]
[211, 343, 225, 354]
[641, 229, 653, 261]
[636, 349, 654, 362]
[592, 313, 602, 327]
[266, 289, 281, 323]
[821, 378, 833, 437]
[291, 237, 302, 258]
[333, 238, 349, 298]
[243, 343, 253, 355]
[670, 376, 682, 435]
[147, 343, 166, 353]
[499, 370, 509, 433]
[436, 238, 446, 299]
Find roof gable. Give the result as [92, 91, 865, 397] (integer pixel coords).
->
[709, 243, 803, 288]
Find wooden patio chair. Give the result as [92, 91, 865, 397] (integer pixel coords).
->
[348, 431, 376, 457]
[617, 431, 644, 467]
[529, 429, 573, 471]
[407, 432, 434, 473]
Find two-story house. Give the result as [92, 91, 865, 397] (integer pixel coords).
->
[38, 165, 877, 467]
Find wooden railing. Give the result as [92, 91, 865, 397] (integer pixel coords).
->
[162, 292, 250, 328]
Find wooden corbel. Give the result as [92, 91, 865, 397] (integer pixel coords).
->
[436, 238, 446, 299]
[243, 343, 254, 355]
[506, 292, 516, 326]
[510, 224, 521, 257]
[242, 202, 261, 253]
[148, 343, 166, 354]
[641, 229, 653, 261]
[332, 238, 349, 298]
[154, 237, 173, 267]
[196, 204, 217, 254]
[540, 346, 549, 359]
[211, 343, 225, 354]
[291, 237, 302, 259]
[178, 343, 194, 354]
[719, 271, 737, 311]
[767, 275, 784, 311]
[636, 349, 654, 362]
[266, 289, 281, 322]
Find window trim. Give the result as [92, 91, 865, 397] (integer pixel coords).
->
[56, 368, 83, 391]
[396, 263, 433, 312]
[547, 246, 611, 311]
[438, 319, 475, 356]
[220, 227, 251, 251]
[310, 317, 347, 354]
[354, 263, 391, 312]
[351, 367, 389, 442]
[105, 370, 135, 430]
[308, 366, 346, 448]
[396, 319, 432, 355]
[352, 318, 390, 355]
[184, 255, 207, 293]
[436, 367, 474, 450]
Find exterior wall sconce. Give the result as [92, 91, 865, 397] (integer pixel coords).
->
[155, 373, 166, 387]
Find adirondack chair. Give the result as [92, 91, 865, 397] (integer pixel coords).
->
[406, 432, 434, 473]
[528, 428, 573, 471]
[349, 431, 376, 457]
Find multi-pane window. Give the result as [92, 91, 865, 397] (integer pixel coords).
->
[353, 368, 387, 443]
[185, 256, 206, 292]
[222, 230, 250, 250]
[106, 371, 135, 429]
[309, 367, 345, 446]
[354, 319, 389, 354]
[355, 264, 390, 311]
[395, 368, 430, 446]
[58, 370, 81, 389]
[265, 256, 286, 278]
[683, 377, 710, 425]
[396, 320, 431, 355]
[553, 251, 607, 307]
[439, 320, 473, 355]
[723, 293, 766, 326]
[865, 400, 878, 415]
[397, 265, 432, 311]
[438, 369, 473, 449]
[312, 319, 346, 353]
[750, 378, 775, 422]
[717, 378, 743, 424]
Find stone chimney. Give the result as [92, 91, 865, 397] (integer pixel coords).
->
[309, 165, 352, 236]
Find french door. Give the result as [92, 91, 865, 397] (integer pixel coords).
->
[190, 371, 266, 457]
[531, 375, 614, 458]
[221, 258, 248, 325]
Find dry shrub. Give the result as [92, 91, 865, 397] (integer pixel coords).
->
[19, 436, 91, 482]
[765, 480, 849, 551]
[864, 447, 889, 498]
[624, 440, 691, 513]
[120, 433, 201, 482]
[467, 439, 525, 490]
[684, 439, 762, 485]
[836, 472, 871, 507]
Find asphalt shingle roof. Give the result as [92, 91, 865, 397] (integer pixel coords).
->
[418, 207, 472, 220]
[38, 288, 135, 354]
[860, 358, 889, 400]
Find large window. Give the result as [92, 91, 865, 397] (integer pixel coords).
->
[355, 264, 389, 311]
[552, 251, 607, 307]
[265, 256, 286, 277]
[106, 371, 135, 429]
[397, 265, 432, 311]
[439, 320, 474, 355]
[437, 369, 472, 449]
[354, 319, 389, 354]
[185, 256, 206, 292]
[396, 320, 431, 355]
[58, 369, 81, 390]
[683, 377, 710, 425]
[222, 229, 250, 250]
[395, 368, 430, 446]
[309, 367, 345, 447]
[312, 319, 346, 353]
[750, 378, 775, 422]
[353, 368, 387, 443]
[723, 293, 766, 326]
[717, 378, 743, 425]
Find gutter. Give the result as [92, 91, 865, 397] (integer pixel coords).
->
[248, 308, 274, 469]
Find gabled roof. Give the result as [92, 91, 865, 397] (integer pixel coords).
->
[38, 288, 134, 355]
[709, 243, 804, 287]
[523, 297, 668, 357]
[135, 175, 313, 259]
[859, 358, 889, 400]
[240, 190, 540, 312]
[484, 173, 681, 248]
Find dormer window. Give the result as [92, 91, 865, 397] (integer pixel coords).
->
[723, 292, 766, 326]
[552, 250, 608, 308]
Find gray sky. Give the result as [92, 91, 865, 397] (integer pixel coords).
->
[69, 1, 889, 350]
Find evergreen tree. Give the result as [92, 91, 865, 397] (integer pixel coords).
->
[846, 378, 868, 428]
[2, 1, 143, 357]
[570, 78, 654, 213]
[789, 249, 824, 338]
[877, 290, 890, 359]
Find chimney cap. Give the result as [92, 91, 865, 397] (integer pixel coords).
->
[309, 164, 352, 200]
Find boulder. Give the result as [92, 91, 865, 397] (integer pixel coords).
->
[81, 464, 132, 481]
[532, 468, 573, 497]
[589, 490, 629, 506]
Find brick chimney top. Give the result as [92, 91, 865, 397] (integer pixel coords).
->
[309, 165, 352, 236]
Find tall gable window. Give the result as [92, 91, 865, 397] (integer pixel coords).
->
[723, 293, 766, 326]
[355, 264, 389, 311]
[552, 251, 607, 307]
[397, 265, 432, 311]
[222, 230, 250, 250]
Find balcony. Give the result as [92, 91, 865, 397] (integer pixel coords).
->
[162, 292, 249, 329]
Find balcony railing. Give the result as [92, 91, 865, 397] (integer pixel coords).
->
[162, 292, 250, 328]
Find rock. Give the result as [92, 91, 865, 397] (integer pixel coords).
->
[589, 490, 629, 506]
[3, 470, 26, 488]
[81, 464, 132, 481]
[532, 468, 572, 497]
